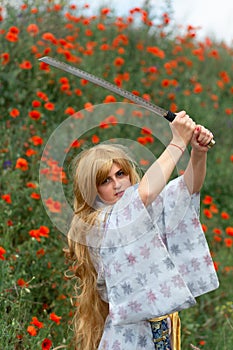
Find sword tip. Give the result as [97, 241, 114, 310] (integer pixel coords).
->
[38, 56, 48, 62]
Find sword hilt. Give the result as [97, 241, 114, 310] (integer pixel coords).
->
[164, 110, 215, 149]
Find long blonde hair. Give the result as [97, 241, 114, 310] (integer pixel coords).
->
[65, 144, 140, 350]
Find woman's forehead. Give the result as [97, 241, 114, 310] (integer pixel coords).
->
[107, 163, 122, 177]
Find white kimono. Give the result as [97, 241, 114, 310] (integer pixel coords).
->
[88, 176, 219, 350]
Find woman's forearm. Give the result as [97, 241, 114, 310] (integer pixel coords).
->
[138, 111, 196, 206]
[138, 144, 184, 206]
[183, 149, 207, 194]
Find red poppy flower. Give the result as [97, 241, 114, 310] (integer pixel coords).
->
[26, 182, 37, 188]
[31, 8, 38, 14]
[39, 62, 50, 71]
[100, 43, 110, 51]
[99, 120, 110, 129]
[213, 228, 222, 235]
[199, 340, 206, 346]
[92, 135, 100, 144]
[59, 77, 69, 84]
[53, 4, 62, 11]
[36, 91, 48, 101]
[161, 79, 170, 87]
[201, 224, 208, 233]
[5, 32, 18, 42]
[203, 208, 213, 219]
[39, 226, 50, 238]
[60, 83, 70, 91]
[141, 127, 152, 135]
[97, 23, 106, 31]
[1, 52, 10, 65]
[224, 238, 233, 248]
[28, 110, 41, 120]
[44, 198, 61, 213]
[221, 211, 230, 220]
[226, 227, 233, 237]
[139, 159, 150, 166]
[44, 102, 55, 111]
[30, 192, 40, 200]
[202, 195, 213, 205]
[15, 158, 28, 171]
[49, 312, 62, 324]
[1, 194, 12, 204]
[170, 102, 178, 113]
[9, 26, 19, 34]
[103, 95, 117, 103]
[30, 316, 44, 329]
[32, 100, 41, 108]
[225, 108, 232, 115]
[84, 102, 93, 111]
[209, 49, 219, 59]
[9, 108, 19, 118]
[147, 46, 165, 59]
[220, 71, 230, 83]
[19, 60, 32, 70]
[0, 246, 6, 260]
[42, 338, 52, 350]
[193, 83, 203, 94]
[74, 88, 82, 96]
[25, 149, 37, 157]
[36, 248, 45, 257]
[114, 57, 125, 67]
[27, 325, 37, 336]
[27, 24, 39, 35]
[101, 8, 110, 15]
[64, 107, 76, 115]
[30, 135, 43, 146]
[42, 32, 56, 43]
[214, 235, 222, 243]
[209, 204, 218, 213]
[29, 229, 41, 241]
[17, 278, 29, 287]
[137, 137, 147, 145]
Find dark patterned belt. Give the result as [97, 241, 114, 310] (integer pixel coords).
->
[149, 316, 172, 350]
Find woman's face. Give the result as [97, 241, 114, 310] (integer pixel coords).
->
[97, 163, 131, 204]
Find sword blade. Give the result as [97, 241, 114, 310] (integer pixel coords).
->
[38, 56, 215, 148]
[39, 56, 176, 122]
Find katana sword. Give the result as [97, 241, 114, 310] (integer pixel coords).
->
[39, 56, 215, 148]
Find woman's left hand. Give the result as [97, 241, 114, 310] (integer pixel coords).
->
[190, 125, 214, 152]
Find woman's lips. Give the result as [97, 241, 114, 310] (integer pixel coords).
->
[115, 191, 124, 197]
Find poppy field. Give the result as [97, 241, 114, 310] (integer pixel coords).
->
[0, 1, 232, 349]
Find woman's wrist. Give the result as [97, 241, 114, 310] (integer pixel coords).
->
[168, 139, 187, 155]
[168, 143, 185, 155]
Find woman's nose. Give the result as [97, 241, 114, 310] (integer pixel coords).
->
[113, 178, 121, 189]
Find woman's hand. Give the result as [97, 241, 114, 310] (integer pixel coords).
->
[170, 111, 196, 149]
[190, 125, 213, 153]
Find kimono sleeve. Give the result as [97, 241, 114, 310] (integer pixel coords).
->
[161, 175, 219, 297]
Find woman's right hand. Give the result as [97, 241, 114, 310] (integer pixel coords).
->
[170, 111, 196, 149]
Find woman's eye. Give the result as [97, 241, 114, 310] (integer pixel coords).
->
[102, 177, 110, 185]
[117, 170, 124, 177]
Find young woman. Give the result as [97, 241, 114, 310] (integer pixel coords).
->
[65, 111, 219, 350]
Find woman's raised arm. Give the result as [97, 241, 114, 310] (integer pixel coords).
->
[138, 111, 196, 206]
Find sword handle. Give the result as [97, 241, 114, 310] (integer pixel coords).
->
[164, 110, 215, 149]
[163, 110, 176, 122]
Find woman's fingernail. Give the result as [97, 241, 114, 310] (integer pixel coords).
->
[196, 127, 200, 131]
